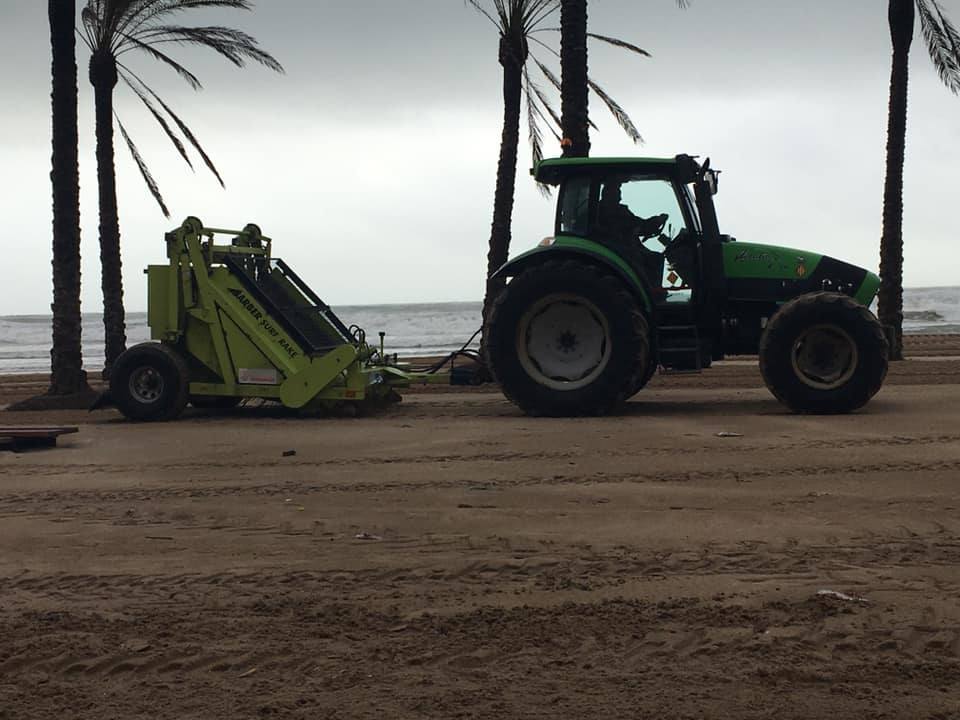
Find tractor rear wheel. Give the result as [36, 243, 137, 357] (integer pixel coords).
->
[759, 292, 888, 414]
[485, 260, 651, 416]
[110, 343, 190, 421]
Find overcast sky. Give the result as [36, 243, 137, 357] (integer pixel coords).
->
[2, 0, 959, 316]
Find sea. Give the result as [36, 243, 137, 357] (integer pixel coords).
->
[1, 288, 958, 375]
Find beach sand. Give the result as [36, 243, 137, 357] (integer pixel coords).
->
[1, 335, 959, 718]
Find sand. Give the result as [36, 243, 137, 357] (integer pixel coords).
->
[1, 335, 959, 719]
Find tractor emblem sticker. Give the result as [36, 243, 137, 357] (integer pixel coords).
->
[796, 258, 807, 278]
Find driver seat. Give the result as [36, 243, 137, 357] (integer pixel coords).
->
[663, 228, 697, 282]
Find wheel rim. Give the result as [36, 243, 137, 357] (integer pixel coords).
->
[128, 366, 164, 404]
[517, 293, 612, 391]
[790, 324, 859, 390]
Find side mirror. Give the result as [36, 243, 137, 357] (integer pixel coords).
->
[704, 169, 719, 196]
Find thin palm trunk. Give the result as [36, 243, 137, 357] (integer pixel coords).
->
[878, 0, 914, 361]
[90, 51, 126, 376]
[48, 0, 89, 395]
[560, 0, 590, 157]
[483, 37, 526, 327]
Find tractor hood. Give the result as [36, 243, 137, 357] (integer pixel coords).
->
[722, 241, 880, 306]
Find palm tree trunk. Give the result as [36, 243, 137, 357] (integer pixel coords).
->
[48, 0, 89, 395]
[90, 52, 127, 376]
[878, 0, 914, 361]
[482, 38, 525, 329]
[560, 0, 590, 157]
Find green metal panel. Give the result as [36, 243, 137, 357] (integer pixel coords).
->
[722, 242, 824, 280]
[147, 265, 177, 340]
[214, 274, 310, 376]
[497, 236, 653, 311]
[183, 316, 221, 375]
[280, 344, 358, 408]
[854, 271, 881, 306]
[218, 312, 280, 377]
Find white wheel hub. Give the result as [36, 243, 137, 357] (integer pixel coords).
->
[517, 294, 612, 390]
[791, 324, 859, 390]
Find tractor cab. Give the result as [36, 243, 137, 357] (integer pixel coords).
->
[539, 155, 724, 308]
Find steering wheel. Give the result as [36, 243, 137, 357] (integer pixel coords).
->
[634, 213, 669, 241]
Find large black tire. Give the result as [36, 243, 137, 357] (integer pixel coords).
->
[759, 292, 888, 414]
[484, 260, 651, 416]
[625, 341, 660, 399]
[110, 343, 190, 421]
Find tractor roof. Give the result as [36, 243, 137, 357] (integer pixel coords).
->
[533, 155, 700, 186]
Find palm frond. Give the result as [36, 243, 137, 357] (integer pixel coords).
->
[119, 67, 194, 171]
[467, 0, 559, 37]
[586, 32, 650, 57]
[533, 56, 597, 131]
[116, 116, 170, 217]
[524, 68, 553, 197]
[140, 85, 225, 187]
[533, 57, 561, 89]
[117, 0, 253, 43]
[472, 1, 650, 162]
[126, 25, 284, 73]
[118, 35, 203, 89]
[528, 75, 562, 134]
[465, 0, 503, 31]
[588, 76, 643, 144]
[525, 82, 545, 168]
[917, 0, 960, 94]
[542, 28, 651, 57]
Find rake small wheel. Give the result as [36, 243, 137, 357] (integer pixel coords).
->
[110, 343, 190, 421]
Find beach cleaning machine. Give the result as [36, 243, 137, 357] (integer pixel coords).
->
[111, 154, 892, 422]
[107, 217, 468, 421]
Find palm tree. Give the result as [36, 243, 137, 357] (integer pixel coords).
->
[48, 0, 90, 398]
[880, 0, 960, 360]
[79, 0, 283, 375]
[468, 0, 647, 329]
[559, 0, 689, 158]
[560, 0, 589, 157]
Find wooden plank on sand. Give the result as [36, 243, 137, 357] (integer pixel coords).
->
[0, 426, 79, 451]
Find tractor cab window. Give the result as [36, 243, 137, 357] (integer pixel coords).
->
[599, 176, 686, 251]
[558, 176, 591, 236]
[597, 176, 693, 295]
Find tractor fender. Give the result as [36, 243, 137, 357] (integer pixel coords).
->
[491, 238, 653, 312]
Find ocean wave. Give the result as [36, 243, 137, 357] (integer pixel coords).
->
[0, 316, 55, 326]
[904, 310, 946, 322]
[904, 324, 960, 335]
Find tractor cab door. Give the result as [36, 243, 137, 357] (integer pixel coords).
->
[593, 175, 700, 303]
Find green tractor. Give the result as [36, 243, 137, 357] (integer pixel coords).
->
[484, 155, 889, 416]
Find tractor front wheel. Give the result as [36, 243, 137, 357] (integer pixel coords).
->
[485, 260, 651, 416]
[759, 292, 888, 414]
[110, 343, 190, 421]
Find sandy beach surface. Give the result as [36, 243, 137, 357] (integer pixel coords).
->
[2, 335, 959, 719]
